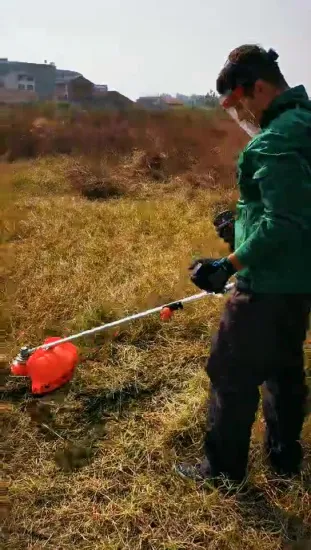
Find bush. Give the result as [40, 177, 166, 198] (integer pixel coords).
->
[65, 157, 125, 200]
[0, 104, 248, 192]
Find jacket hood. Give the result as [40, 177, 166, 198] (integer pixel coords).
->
[260, 85, 311, 128]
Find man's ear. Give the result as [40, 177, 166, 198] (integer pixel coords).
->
[255, 79, 277, 97]
[254, 79, 265, 95]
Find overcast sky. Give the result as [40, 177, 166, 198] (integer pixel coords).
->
[1, 0, 310, 100]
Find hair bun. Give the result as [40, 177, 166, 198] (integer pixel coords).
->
[267, 48, 279, 61]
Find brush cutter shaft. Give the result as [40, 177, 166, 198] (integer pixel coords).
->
[29, 282, 235, 354]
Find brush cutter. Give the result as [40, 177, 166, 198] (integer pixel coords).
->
[10, 282, 235, 396]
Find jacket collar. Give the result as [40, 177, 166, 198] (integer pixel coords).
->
[260, 85, 310, 128]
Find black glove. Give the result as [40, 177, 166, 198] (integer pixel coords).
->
[189, 257, 236, 293]
[213, 210, 235, 252]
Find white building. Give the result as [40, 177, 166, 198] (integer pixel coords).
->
[2, 71, 36, 92]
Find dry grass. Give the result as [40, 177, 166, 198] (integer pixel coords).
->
[1, 117, 310, 550]
[0, 105, 234, 162]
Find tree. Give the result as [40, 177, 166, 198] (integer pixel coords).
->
[205, 89, 218, 107]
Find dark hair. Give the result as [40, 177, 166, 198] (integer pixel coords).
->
[216, 45, 288, 95]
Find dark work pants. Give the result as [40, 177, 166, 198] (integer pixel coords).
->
[204, 289, 310, 482]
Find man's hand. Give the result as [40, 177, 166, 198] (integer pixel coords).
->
[213, 210, 235, 252]
[189, 257, 236, 294]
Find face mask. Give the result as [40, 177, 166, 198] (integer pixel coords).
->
[225, 106, 260, 137]
[219, 87, 261, 138]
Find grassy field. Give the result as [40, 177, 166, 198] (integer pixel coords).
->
[1, 111, 310, 550]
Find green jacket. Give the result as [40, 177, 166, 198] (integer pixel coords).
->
[234, 85, 311, 293]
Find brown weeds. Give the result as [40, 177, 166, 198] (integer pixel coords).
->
[1, 111, 310, 550]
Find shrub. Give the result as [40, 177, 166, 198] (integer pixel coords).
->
[65, 157, 125, 200]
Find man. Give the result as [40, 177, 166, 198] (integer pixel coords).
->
[176, 45, 311, 486]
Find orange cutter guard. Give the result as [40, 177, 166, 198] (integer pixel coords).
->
[10, 282, 235, 395]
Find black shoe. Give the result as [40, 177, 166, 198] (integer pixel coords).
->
[174, 460, 248, 493]
[174, 462, 212, 482]
[264, 436, 303, 479]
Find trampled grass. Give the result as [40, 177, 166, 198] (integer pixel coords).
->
[1, 120, 310, 549]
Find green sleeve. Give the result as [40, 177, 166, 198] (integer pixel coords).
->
[234, 136, 309, 268]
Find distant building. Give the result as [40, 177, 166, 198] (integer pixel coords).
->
[94, 84, 108, 94]
[3, 71, 36, 92]
[85, 91, 134, 110]
[56, 69, 82, 82]
[161, 97, 184, 108]
[55, 69, 109, 103]
[54, 75, 94, 102]
[0, 57, 130, 109]
[0, 58, 56, 100]
[176, 92, 218, 108]
[0, 88, 38, 104]
[136, 95, 184, 110]
[136, 96, 161, 109]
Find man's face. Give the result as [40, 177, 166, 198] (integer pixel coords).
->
[220, 85, 262, 137]
[235, 97, 257, 124]
[220, 80, 277, 136]
[233, 80, 277, 126]
[233, 90, 262, 126]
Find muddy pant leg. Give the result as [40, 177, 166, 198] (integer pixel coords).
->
[205, 384, 259, 482]
[204, 290, 268, 482]
[262, 296, 310, 475]
[262, 374, 308, 475]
